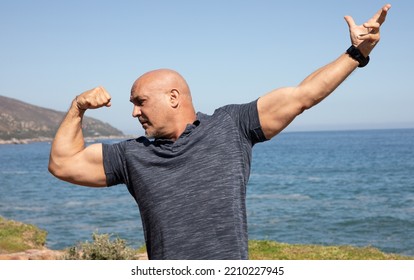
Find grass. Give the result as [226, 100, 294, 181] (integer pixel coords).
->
[1, 216, 412, 260]
[248, 240, 414, 260]
[0, 216, 47, 254]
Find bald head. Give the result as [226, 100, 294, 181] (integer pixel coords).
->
[130, 69, 196, 140]
[131, 69, 191, 99]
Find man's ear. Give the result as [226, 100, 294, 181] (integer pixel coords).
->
[170, 89, 180, 108]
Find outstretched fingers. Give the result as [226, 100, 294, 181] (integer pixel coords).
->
[372, 4, 392, 25]
[358, 4, 391, 41]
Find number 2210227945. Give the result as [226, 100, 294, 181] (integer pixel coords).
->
[224, 266, 284, 276]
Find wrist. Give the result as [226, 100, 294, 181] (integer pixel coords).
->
[73, 95, 86, 112]
[346, 45, 370, 68]
[72, 96, 87, 114]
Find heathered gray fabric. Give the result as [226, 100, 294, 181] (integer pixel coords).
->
[102, 100, 267, 259]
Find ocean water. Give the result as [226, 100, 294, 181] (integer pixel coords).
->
[0, 129, 413, 256]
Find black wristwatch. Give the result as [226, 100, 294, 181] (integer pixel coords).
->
[346, 45, 370, 68]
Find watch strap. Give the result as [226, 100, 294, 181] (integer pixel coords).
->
[346, 45, 370, 68]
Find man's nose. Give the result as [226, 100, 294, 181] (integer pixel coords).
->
[132, 105, 141, 118]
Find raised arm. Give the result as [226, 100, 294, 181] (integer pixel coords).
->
[258, 4, 391, 139]
[48, 87, 112, 187]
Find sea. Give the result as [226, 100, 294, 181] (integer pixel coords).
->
[1, 128, 413, 256]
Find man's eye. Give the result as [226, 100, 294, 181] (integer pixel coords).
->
[132, 99, 144, 106]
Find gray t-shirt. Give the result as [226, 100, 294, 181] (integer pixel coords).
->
[102, 100, 267, 259]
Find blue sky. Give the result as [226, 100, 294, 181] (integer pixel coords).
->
[0, 0, 412, 135]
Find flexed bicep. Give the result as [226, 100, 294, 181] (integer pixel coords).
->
[49, 143, 107, 187]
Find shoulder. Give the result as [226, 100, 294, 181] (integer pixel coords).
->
[213, 100, 260, 124]
[217, 100, 258, 114]
[102, 136, 151, 154]
[208, 100, 266, 144]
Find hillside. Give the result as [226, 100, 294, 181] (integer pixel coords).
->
[0, 95, 124, 142]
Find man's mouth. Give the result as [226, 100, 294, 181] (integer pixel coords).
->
[139, 119, 149, 129]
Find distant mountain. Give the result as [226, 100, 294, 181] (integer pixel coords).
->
[0, 95, 124, 141]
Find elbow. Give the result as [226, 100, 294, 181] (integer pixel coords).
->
[295, 86, 325, 112]
[300, 101, 313, 113]
[294, 99, 313, 116]
[299, 95, 323, 113]
[289, 88, 314, 115]
[48, 161, 58, 177]
[48, 157, 67, 181]
[48, 161, 60, 179]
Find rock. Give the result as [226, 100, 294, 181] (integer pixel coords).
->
[136, 252, 149, 260]
[0, 249, 64, 260]
[0, 249, 148, 260]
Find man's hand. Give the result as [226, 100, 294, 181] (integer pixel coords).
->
[75, 86, 112, 111]
[344, 4, 391, 57]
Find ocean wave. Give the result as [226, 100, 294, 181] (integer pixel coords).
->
[11, 206, 45, 212]
[248, 193, 311, 201]
[336, 216, 414, 230]
[1, 170, 35, 175]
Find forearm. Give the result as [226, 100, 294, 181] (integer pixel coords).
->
[297, 52, 359, 109]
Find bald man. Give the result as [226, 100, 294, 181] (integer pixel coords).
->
[49, 4, 391, 259]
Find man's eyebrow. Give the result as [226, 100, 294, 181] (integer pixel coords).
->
[130, 96, 147, 104]
[130, 95, 140, 101]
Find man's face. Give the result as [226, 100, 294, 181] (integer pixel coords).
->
[130, 90, 171, 139]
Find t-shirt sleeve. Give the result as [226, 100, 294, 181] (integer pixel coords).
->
[221, 99, 268, 145]
[102, 141, 130, 187]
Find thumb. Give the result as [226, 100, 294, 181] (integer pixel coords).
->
[344, 15, 356, 28]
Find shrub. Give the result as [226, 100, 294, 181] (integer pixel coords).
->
[64, 233, 137, 260]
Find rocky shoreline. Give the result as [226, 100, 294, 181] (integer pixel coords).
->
[0, 249, 65, 260]
[0, 137, 51, 145]
[0, 135, 134, 145]
[0, 249, 148, 260]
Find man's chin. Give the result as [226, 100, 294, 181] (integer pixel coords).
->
[144, 129, 158, 139]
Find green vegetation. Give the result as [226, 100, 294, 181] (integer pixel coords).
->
[64, 233, 138, 260]
[0, 216, 47, 253]
[248, 240, 413, 260]
[1, 216, 412, 260]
